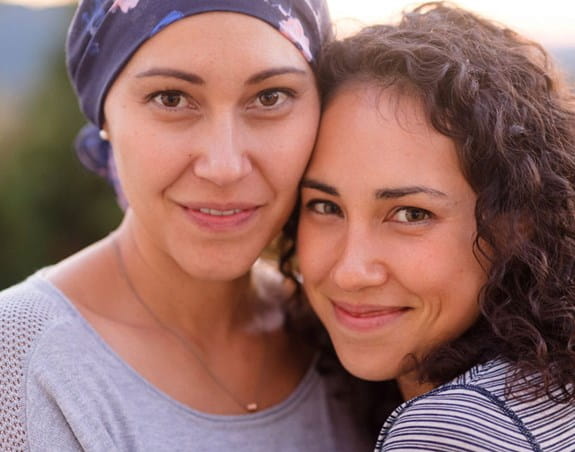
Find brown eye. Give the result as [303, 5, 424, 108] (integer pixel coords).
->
[151, 91, 189, 109]
[247, 89, 294, 113]
[406, 209, 428, 221]
[306, 200, 342, 216]
[253, 89, 293, 109]
[394, 207, 432, 223]
[258, 91, 281, 107]
[159, 92, 183, 107]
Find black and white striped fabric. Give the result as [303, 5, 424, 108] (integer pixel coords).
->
[375, 359, 575, 451]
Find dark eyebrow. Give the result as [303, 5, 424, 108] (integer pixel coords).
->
[375, 186, 447, 199]
[300, 178, 339, 196]
[135, 66, 306, 86]
[246, 67, 307, 85]
[136, 68, 205, 84]
[302, 180, 446, 199]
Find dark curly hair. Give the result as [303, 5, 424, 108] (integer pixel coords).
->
[280, 1, 575, 407]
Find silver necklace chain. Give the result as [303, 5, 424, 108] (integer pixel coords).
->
[112, 238, 267, 413]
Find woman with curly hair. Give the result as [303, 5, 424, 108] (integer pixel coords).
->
[288, 2, 575, 450]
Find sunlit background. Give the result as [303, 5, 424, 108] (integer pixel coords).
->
[0, 0, 574, 288]
[3, 0, 574, 44]
[331, 0, 574, 46]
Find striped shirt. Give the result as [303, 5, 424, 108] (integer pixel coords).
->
[375, 359, 575, 451]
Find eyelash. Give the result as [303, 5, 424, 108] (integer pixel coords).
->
[305, 200, 433, 224]
[147, 90, 196, 111]
[390, 206, 433, 223]
[250, 88, 296, 110]
[145, 87, 296, 113]
[305, 199, 343, 217]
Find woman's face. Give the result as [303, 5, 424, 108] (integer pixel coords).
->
[297, 84, 486, 397]
[103, 12, 320, 280]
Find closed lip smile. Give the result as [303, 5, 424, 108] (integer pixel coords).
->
[330, 299, 409, 332]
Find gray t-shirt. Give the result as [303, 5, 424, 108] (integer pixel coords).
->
[0, 274, 372, 452]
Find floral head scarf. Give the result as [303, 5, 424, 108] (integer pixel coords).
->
[66, 0, 332, 201]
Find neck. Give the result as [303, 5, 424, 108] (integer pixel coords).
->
[397, 373, 435, 401]
[112, 217, 257, 343]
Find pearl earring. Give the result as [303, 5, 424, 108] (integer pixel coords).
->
[99, 129, 109, 141]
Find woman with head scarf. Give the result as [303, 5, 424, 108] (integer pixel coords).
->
[0, 1, 377, 450]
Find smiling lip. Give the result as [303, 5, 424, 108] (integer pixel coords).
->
[181, 203, 261, 231]
[331, 300, 408, 332]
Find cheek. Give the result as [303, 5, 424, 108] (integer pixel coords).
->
[388, 231, 484, 303]
[274, 98, 320, 168]
[113, 133, 187, 198]
[409, 239, 484, 330]
[448, 259, 485, 322]
[297, 219, 332, 284]
[444, 235, 487, 302]
[260, 129, 318, 195]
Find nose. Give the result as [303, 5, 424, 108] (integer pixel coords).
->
[330, 227, 388, 292]
[193, 114, 252, 186]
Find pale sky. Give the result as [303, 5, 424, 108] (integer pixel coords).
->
[3, 0, 574, 45]
[329, 0, 574, 46]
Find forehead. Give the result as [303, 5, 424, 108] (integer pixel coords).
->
[122, 12, 311, 75]
[308, 83, 466, 192]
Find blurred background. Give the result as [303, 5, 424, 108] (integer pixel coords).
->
[0, 0, 574, 289]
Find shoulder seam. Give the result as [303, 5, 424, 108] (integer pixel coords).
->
[397, 383, 542, 452]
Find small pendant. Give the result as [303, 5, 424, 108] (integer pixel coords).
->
[246, 402, 258, 412]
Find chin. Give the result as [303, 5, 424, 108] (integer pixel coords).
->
[341, 364, 391, 382]
[187, 260, 256, 282]
[172, 241, 264, 281]
[335, 346, 393, 382]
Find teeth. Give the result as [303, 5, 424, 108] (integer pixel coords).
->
[199, 208, 243, 216]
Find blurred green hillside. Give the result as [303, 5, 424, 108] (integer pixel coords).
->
[0, 21, 121, 288]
